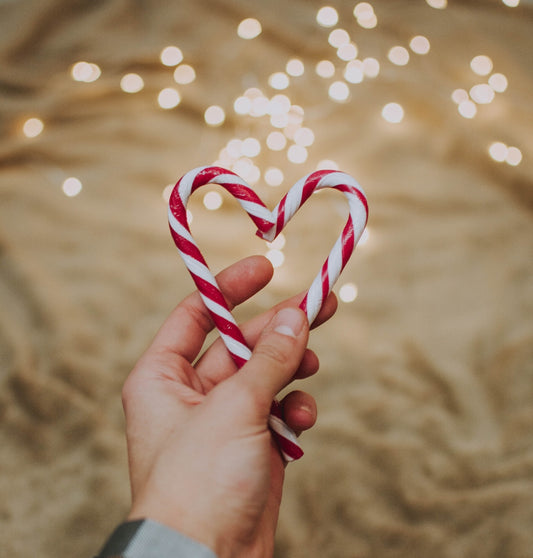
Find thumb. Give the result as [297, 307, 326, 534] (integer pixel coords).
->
[237, 307, 309, 406]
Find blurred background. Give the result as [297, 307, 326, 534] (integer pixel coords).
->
[0, 0, 532, 556]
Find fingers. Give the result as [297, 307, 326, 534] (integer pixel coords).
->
[280, 390, 317, 435]
[148, 255, 274, 362]
[236, 308, 309, 408]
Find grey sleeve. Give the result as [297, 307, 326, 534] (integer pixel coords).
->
[96, 518, 218, 558]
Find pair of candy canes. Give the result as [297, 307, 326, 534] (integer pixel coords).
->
[168, 166, 368, 461]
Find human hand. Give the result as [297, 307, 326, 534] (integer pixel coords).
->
[123, 255, 337, 558]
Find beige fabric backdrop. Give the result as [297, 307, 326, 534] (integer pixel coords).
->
[0, 0, 532, 556]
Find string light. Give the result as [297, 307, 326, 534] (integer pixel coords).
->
[502, 0, 519, 7]
[506, 146, 522, 166]
[241, 137, 261, 157]
[488, 73, 508, 92]
[470, 55, 493, 76]
[388, 46, 409, 66]
[382, 102, 404, 123]
[316, 6, 339, 27]
[173, 64, 196, 84]
[409, 35, 431, 55]
[266, 232, 286, 250]
[269, 72, 290, 90]
[287, 144, 308, 163]
[71, 61, 101, 82]
[451, 88, 469, 104]
[203, 191, 223, 210]
[339, 282, 358, 302]
[237, 18, 262, 39]
[268, 94, 291, 115]
[328, 29, 350, 48]
[158, 88, 181, 109]
[62, 177, 82, 197]
[316, 60, 335, 78]
[458, 100, 477, 118]
[337, 43, 358, 62]
[204, 105, 225, 126]
[120, 73, 144, 93]
[317, 159, 339, 170]
[293, 127, 315, 147]
[160, 46, 183, 66]
[266, 249, 285, 268]
[345, 61, 364, 84]
[353, 3, 377, 29]
[264, 167, 284, 186]
[22, 117, 44, 138]
[286, 58, 305, 77]
[470, 84, 495, 104]
[328, 81, 350, 102]
[488, 142, 508, 162]
[266, 131, 287, 150]
[426, 0, 447, 8]
[233, 96, 252, 115]
[362, 57, 380, 77]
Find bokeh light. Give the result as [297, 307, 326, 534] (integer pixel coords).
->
[22, 117, 44, 138]
[337, 43, 358, 61]
[316, 6, 339, 27]
[489, 73, 508, 92]
[362, 57, 380, 77]
[409, 35, 431, 54]
[286, 58, 305, 76]
[160, 46, 183, 66]
[506, 146, 522, 166]
[426, 0, 447, 8]
[488, 142, 508, 162]
[458, 100, 477, 118]
[328, 81, 350, 102]
[388, 46, 409, 66]
[120, 73, 144, 93]
[203, 191, 223, 210]
[470, 55, 493, 76]
[266, 131, 287, 151]
[470, 84, 495, 104]
[451, 88, 469, 104]
[269, 72, 290, 90]
[173, 64, 196, 84]
[502, 0, 520, 7]
[382, 102, 404, 123]
[329, 29, 350, 48]
[339, 282, 358, 302]
[158, 88, 181, 109]
[265, 167, 284, 186]
[287, 144, 308, 163]
[71, 61, 101, 82]
[237, 18, 262, 39]
[62, 177, 83, 197]
[316, 60, 336, 78]
[266, 249, 285, 268]
[204, 105, 225, 126]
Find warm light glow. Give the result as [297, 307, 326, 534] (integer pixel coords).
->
[62, 177, 82, 197]
[268, 94, 291, 115]
[120, 73, 144, 93]
[241, 137, 261, 157]
[266, 131, 287, 151]
[502, 0, 519, 7]
[250, 96, 270, 117]
[317, 159, 339, 170]
[237, 18, 262, 39]
[506, 146, 522, 166]
[227, 139, 243, 159]
[160, 46, 183, 66]
[451, 88, 469, 104]
[357, 13, 377, 29]
[329, 29, 350, 48]
[203, 191, 223, 210]
[470, 55, 493, 76]
[426, 0, 447, 8]
[265, 167, 284, 186]
[337, 43, 358, 61]
[71, 61, 101, 82]
[388, 46, 409, 66]
[409, 35, 430, 54]
[354, 3, 377, 28]
[22, 117, 44, 138]
[158, 88, 181, 109]
[173, 64, 196, 84]
[234, 96, 252, 115]
[204, 105, 225, 126]
[270, 113, 290, 128]
[286, 58, 305, 76]
[266, 249, 285, 268]
[293, 127, 315, 147]
[458, 100, 477, 118]
[362, 57, 380, 77]
[268, 72, 290, 90]
[488, 142, 508, 162]
[328, 81, 350, 102]
[470, 84, 495, 104]
[232, 159, 260, 184]
[345, 61, 364, 83]
[339, 282, 358, 302]
[316, 6, 339, 27]
[316, 60, 335, 78]
[382, 102, 404, 123]
[266, 232, 286, 250]
[288, 144, 308, 163]
[488, 73, 508, 92]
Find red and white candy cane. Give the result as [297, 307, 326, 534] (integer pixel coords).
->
[168, 166, 368, 461]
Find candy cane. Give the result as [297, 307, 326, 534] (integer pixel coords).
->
[168, 166, 368, 461]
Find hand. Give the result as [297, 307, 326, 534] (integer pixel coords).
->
[123, 255, 337, 558]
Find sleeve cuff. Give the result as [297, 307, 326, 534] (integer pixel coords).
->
[96, 518, 218, 558]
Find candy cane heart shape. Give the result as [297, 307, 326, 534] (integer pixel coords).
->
[168, 166, 368, 461]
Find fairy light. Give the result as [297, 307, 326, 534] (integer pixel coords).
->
[120, 73, 144, 93]
[409, 35, 430, 55]
[328, 29, 350, 48]
[266, 131, 287, 150]
[286, 58, 305, 77]
[426, 0, 447, 8]
[316, 60, 335, 78]
[203, 191, 223, 210]
[232, 158, 260, 184]
[502, 0, 519, 5]
[354, 3, 377, 29]
[489, 73, 508, 92]
[62, 177, 82, 197]
[173, 64, 196, 84]
[470, 84, 495, 104]
[269, 94, 291, 115]
[267, 232, 286, 250]
[71, 61, 101, 82]
[506, 147, 522, 166]
[265, 167, 284, 186]
[233, 96, 252, 115]
[237, 18, 262, 39]
[158, 88, 181, 109]
[288, 144, 308, 163]
[204, 105, 225, 126]
[345, 61, 364, 84]
[388, 46, 409, 66]
[269, 72, 290, 90]
[470, 55, 493, 76]
[266, 249, 285, 268]
[22, 117, 44, 138]
[160, 46, 183, 66]
[316, 6, 339, 27]
[293, 127, 315, 147]
[339, 282, 358, 302]
[362, 57, 380, 77]
[337, 43, 358, 62]
[271, 113, 290, 128]
[250, 95, 270, 117]
[458, 100, 477, 118]
[382, 102, 404, 123]
[317, 159, 339, 170]
[451, 88, 469, 104]
[328, 81, 350, 102]
[489, 142, 508, 162]
[241, 137, 261, 157]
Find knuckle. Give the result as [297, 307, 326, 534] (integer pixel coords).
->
[254, 341, 291, 368]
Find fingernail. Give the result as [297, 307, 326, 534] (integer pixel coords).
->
[272, 308, 305, 338]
